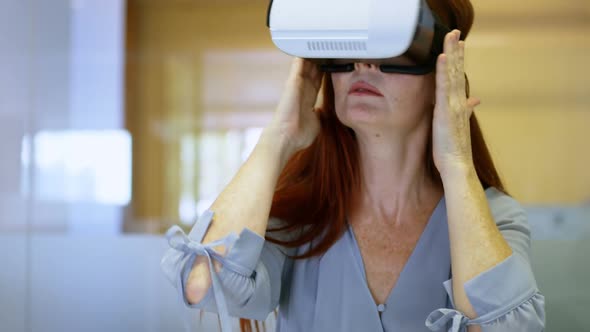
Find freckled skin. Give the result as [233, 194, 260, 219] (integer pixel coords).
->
[331, 63, 439, 306]
[331, 68, 435, 134]
[349, 206, 436, 305]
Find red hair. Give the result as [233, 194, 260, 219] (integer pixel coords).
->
[238, 0, 506, 330]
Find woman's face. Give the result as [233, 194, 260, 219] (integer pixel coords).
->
[331, 61, 436, 135]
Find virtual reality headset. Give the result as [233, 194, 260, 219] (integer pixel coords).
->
[266, 0, 452, 75]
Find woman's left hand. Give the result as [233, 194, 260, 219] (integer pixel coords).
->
[432, 29, 480, 178]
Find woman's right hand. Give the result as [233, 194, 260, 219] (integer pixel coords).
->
[263, 57, 323, 162]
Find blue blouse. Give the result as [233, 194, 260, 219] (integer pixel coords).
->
[161, 186, 546, 331]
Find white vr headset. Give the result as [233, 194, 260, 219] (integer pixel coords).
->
[266, 0, 452, 75]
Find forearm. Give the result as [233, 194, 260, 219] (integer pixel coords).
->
[205, 127, 292, 244]
[185, 128, 292, 304]
[441, 164, 513, 327]
[183, 57, 321, 305]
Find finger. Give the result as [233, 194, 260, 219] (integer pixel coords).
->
[294, 58, 321, 88]
[435, 53, 448, 107]
[445, 30, 460, 104]
[444, 30, 459, 66]
[304, 58, 323, 82]
[456, 41, 466, 101]
[467, 97, 481, 108]
[466, 97, 480, 117]
[290, 57, 304, 79]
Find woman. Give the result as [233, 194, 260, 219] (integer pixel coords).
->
[161, 1, 546, 331]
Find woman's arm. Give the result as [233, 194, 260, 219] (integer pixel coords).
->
[442, 164, 513, 332]
[429, 29, 544, 332]
[429, 163, 545, 332]
[185, 58, 323, 305]
[185, 129, 291, 304]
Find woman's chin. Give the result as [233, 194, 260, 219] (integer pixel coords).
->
[339, 105, 387, 126]
[338, 106, 416, 135]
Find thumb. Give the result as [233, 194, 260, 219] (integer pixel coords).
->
[466, 97, 480, 117]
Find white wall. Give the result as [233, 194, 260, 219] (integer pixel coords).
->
[0, 0, 34, 330]
[0, 0, 128, 235]
[0, 0, 126, 331]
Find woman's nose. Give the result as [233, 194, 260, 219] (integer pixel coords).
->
[354, 62, 379, 71]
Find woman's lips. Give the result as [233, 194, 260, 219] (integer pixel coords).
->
[348, 80, 383, 97]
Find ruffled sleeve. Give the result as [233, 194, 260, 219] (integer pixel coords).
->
[160, 210, 292, 332]
[425, 188, 546, 331]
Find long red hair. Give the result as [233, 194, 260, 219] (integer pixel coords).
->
[238, 0, 506, 330]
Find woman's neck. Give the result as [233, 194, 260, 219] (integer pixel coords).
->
[351, 122, 443, 227]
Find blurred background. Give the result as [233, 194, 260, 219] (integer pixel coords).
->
[0, 0, 588, 331]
